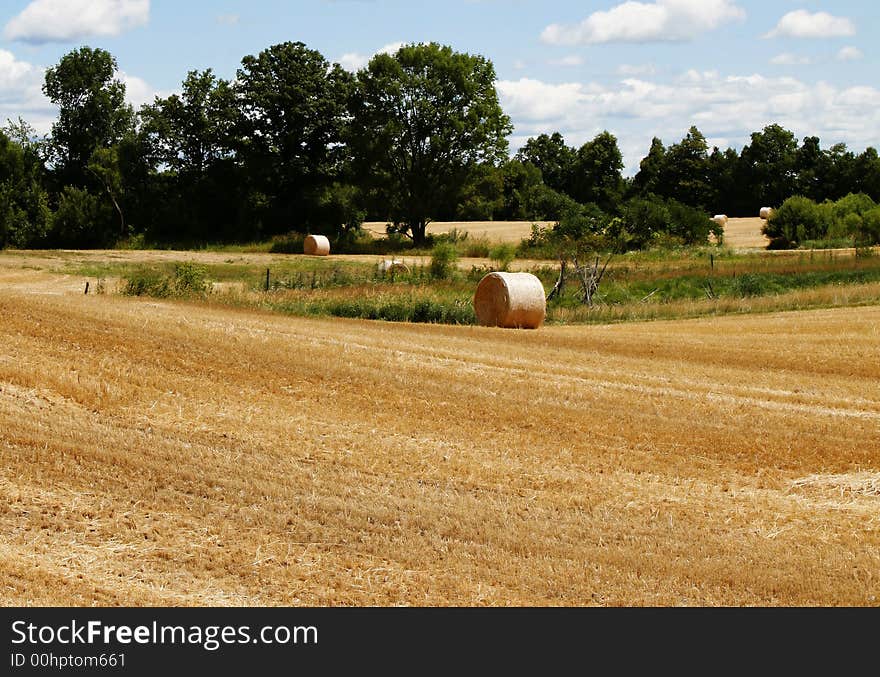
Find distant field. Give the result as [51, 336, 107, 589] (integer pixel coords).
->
[362, 217, 770, 249]
[362, 221, 556, 243]
[1, 264, 878, 605]
[724, 217, 771, 249]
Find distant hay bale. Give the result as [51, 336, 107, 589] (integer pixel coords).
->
[303, 234, 330, 256]
[377, 259, 410, 275]
[760, 207, 773, 220]
[712, 214, 728, 226]
[473, 272, 546, 329]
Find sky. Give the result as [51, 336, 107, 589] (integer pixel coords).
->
[1, 0, 878, 174]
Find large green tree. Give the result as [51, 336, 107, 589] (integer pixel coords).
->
[140, 69, 243, 241]
[795, 135, 823, 201]
[0, 123, 51, 247]
[853, 147, 880, 202]
[515, 132, 576, 196]
[661, 126, 712, 209]
[737, 123, 798, 212]
[235, 41, 353, 235]
[706, 146, 739, 213]
[43, 47, 133, 189]
[632, 137, 666, 197]
[141, 69, 236, 177]
[349, 42, 512, 244]
[568, 131, 624, 212]
[817, 143, 856, 202]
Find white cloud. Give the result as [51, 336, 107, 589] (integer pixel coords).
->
[540, 0, 745, 45]
[495, 79, 590, 121]
[549, 55, 584, 67]
[4, 0, 149, 43]
[617, 63, 657, 76]
[837, 46, 863, 61]
[338, 41, 405, 71]
[0, 49, 165, 140]
[498, 71, 880, 174]
[0, 50, 54, 135]
[117, 71, 165, 109]
[764, 10, 855, 39]
[216, 14, 240, 26]
[769, 53, 812, 66]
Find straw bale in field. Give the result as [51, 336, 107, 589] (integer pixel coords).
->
[712, 214, 728, 226]
[473, 272, 545, 329]
[304, 234, 331, 256]
[759, 207, 773, 220]
[377, 259, 410, 275]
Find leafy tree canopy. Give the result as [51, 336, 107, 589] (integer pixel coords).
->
[349, 42, 512, 243]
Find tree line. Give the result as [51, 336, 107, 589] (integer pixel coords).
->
[2, 41, 879, 251]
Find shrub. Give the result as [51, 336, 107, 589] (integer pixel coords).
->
[122, 268, 171, 297]
[0, 182, 51, 248]
[463, 236, 491, 258]
[763, 196, 830, 247]
[554, 203, 607, 241]
[620, 196, 670, 249]
[489, 243, 516, 271]
[51, 186, 115, 248]
[860, 207, 880, 245]
[122, 262, 208, 298]
[666, 200, 714, 245]
[832, 193, 876, 222]
[320, 296, 475, 325]
[521, 183, 582, 221]
[172, 262, 208, 295]
[733, 273, 764, 297]
[430, 241, 458, 279]
[268, 233, 305, 254]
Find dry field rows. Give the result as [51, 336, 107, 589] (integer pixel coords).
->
[1, 265, 879, 606]
[364, 217, 769, 250]
[723, 217, 771, 249]
[362, 220, 556, 243]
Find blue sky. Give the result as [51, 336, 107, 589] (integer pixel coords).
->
[1, 0, 877, 173]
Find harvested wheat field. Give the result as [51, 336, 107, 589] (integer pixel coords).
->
[363, 220, 555, 243]
[724, 217, 770, 249]
[1, 269, 879, 606]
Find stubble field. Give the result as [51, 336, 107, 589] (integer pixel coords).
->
[1, 261, 879, 606]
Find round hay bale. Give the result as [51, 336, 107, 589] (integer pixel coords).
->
[473, 272, 546, 329]
[711, 214, 728, 226]
[304, 234, 330, 256]
[759, 207, 773, 220]
[377, 259, 410, 275]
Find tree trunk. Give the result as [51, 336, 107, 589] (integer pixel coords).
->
[411, 219, 428, 246]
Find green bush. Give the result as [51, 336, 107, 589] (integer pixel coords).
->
[172, 261, 208, 295]
[489, 243, 516, 271]
[268, 233, 305, 254]
[838, 212, 863, 239]
[122, 262, 208, 298]
[463, 237, 491, 258]
[832, 193, 875, 222]
[619, 196, 710, 249]
[51, 186, 115, 248]
[666, 201, 714, 245]
[122, 268, 171, 297]
[321, 297, 475, 324]
[860, 207, 880, 244]
[732, 273, 764, 297]
[763, 196, 830, 247]
[521, 183, 582, 221]
[430, 241, 459, 279]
